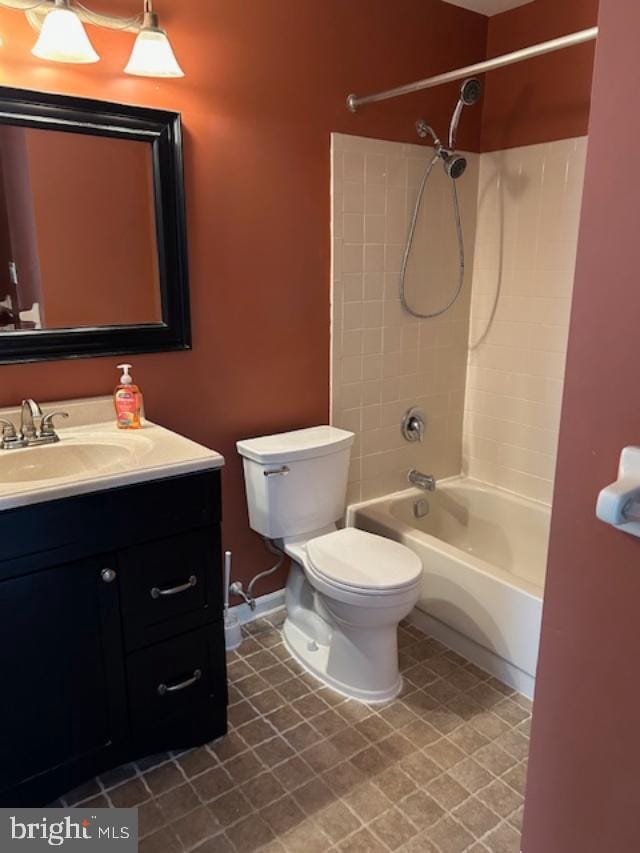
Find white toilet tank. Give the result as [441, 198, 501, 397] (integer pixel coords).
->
[237, 426, 354, 539]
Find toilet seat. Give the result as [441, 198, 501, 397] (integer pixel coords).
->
[306, 528, 422, 595]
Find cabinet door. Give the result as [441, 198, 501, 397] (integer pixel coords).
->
[0, 555, 127, 796]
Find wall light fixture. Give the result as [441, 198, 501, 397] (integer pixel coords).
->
[124, 0, 183, 78]
[0, 0, 184, 77]
[31, 0, 98, 64]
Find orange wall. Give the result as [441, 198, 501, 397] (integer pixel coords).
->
[481, 0, 599, 151]
[0, 157, 14, 306]
[0, 126, 44, 317]
[0, 0, 487, 591]
[25, 129, 160, 328]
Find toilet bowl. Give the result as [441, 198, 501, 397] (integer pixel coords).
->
[283, 526, 422, 701]
[236, 425, 423, 702]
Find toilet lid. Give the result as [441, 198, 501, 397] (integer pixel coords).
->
[306, 528, 422, 592]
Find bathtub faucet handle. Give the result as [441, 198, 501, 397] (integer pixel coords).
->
[401, 407, 426, 443]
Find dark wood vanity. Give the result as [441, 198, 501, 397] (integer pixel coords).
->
[0, 83, 225, 807]
[0, 468, 227, 807]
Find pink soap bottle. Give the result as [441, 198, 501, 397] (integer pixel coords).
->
[114, 363, 143, 429]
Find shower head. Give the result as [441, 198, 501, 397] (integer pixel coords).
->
[448, 77, 482, 151]
[444, 153, 467, 180]
[460, 77, 482, 106]
[415, 77, 481, 177]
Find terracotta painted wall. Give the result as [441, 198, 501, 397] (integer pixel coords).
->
[481, 0, 598, 151]
[0, 127, 44, 319]
[25, 130, 160, 328]
[521, 1, 640, 851]
[0, 0, 487, 592]
[0, 157, 14, 307]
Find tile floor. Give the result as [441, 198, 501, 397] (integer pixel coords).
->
[62, 612, 531, 852]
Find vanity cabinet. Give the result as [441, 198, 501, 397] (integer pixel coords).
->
[0, 469, 227, 807]
[0, 554, 127, 798]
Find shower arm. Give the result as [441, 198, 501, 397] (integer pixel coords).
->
[347, 27, 598, 113]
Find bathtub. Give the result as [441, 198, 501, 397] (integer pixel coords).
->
[347, 477, 550, 697]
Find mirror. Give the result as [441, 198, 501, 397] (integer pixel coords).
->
[0, 87, 190, 363]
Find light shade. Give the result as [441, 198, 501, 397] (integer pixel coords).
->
[124, 27, 184, 78]
[32, 3, 99, 64]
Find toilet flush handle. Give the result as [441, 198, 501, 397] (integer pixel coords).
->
[264, 466, 290, 477]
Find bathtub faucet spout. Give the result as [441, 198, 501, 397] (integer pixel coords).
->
[408, 468, 436, 491]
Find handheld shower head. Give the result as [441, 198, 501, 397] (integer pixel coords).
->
[447, 77, 482, 151]
[460, 77, 482, 106]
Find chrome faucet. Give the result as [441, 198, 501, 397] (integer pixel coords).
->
[408, 468, 436, 491]
[20, 398, 42, 443]
[0, 399, 69, 450]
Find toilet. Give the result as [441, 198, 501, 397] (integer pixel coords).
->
[236, 425, 423, 702]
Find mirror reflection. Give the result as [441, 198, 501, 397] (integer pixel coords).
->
[0, 126, 162, 332]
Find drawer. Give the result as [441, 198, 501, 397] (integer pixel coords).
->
[119, 526, 222, 651]
[0, 470, 221, 579]
[126, 623, 227, 738]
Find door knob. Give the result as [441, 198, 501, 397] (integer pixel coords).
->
[101, 568, 117, 583]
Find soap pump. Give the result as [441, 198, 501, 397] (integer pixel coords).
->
[114, 363, 143, 429]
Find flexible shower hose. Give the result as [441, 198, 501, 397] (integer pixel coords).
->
[399, 153, 466, 319]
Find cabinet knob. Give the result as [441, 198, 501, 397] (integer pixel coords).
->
[101, 568, 117, 583]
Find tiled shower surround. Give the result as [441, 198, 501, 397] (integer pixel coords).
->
[464, 138, 587, 503]
[331, 133, 587, 505]
[331, 134, 479, 504]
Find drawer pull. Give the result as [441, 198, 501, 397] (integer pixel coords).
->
[150, 575, 197, 599]
[157, 668, 202, 696]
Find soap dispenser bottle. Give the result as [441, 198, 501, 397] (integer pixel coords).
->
[114, 363, 143, 429]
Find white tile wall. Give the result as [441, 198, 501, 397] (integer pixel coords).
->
[463, 137, 588, 504]
[331, 134, 587, 507]
[331, 133, 479, 504]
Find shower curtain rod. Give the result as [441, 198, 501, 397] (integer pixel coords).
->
[347, 26, 598, 112]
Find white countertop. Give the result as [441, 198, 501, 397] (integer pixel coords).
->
[0, 396, 224, 511]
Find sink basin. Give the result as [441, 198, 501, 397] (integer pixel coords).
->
[0, 441, 135, 484]
[0, 400, 224, 512]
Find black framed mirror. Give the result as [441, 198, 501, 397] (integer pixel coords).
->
[0, 86, 190, 364]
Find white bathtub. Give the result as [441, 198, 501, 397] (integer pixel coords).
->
[347, 477, 550, 697]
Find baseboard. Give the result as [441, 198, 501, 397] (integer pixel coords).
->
[408, 606, 535, 699]
[229, 588, 286, 625]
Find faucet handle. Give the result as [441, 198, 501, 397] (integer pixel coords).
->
[401, 407, 427, 443]
[0, 417, 25, 449]
[0, 417, 16, 437]
[40, 410, 69, 436]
